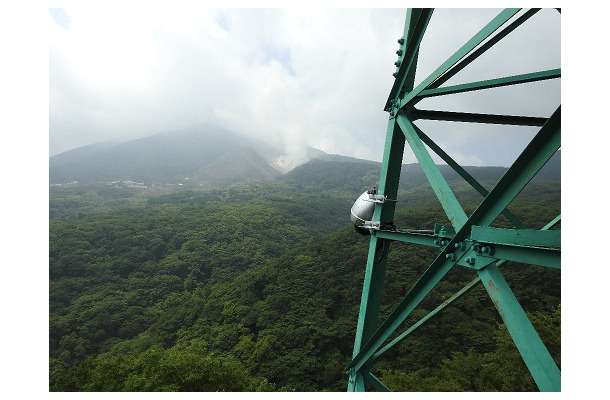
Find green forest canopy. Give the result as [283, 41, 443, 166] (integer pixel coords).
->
[49, 161, 560, 391]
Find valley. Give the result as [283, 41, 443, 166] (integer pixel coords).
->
[49, 127, 561, 391]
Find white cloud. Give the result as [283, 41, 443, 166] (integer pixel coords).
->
[49, 8, 403, 158]
[49, 8, 560, 167]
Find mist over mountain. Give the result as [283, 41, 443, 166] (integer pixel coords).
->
[50, 124, 560, 195]
[49, 125, 325, 185]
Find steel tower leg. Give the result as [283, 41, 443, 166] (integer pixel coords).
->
[347, 8, 560, 392]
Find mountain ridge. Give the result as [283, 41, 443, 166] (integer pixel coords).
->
[49, 126, 560, 190]
[49, 126, 325, 185]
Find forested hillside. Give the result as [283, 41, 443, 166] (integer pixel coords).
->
[49, 155, 560, 391]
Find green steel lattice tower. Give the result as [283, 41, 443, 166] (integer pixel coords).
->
[346, 8, 560, 392]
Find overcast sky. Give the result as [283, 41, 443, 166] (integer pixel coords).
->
[49, 7, 560, 167]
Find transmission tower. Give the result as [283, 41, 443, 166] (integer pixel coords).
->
[346, 8, 560, 392]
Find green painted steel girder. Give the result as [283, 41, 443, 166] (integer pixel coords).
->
[348, 108, 561, 381]
[368, 275, 482, 365]
[543, 214, 561, 230]
[464, 106, 560, 230]
[365, 372, 391, 392]
[347, 242, 462, 374]
[398, 8, 521, 110]
[418, 69, 561, 99]
[352, 120, 405, 345]
[347, 8, 560, 392]
[353, 213, 561, 385]
[375, 229, 437, 247]
[386, 8, 434, 111]
[425, 9, 541, 91]
[347, 104, 407, 395]
[410, 109, 548, 127]
[477, 243, 560, 269]
[349, 235, 389, 369]
[411, 124, 527, 229]
[478, 264, 561, 391]
[471, 226, 560, 248]
[397, 112, 469, 230]
[348, 9, 427, 392]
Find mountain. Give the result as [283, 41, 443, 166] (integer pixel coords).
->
[50, 124, 561, 192]
[49, 125, 325, 185]
[49, 139, 560, 220]
[282, 150, 561, 193]
[49, 140, 121, 168]
[191, 146, 282, 187]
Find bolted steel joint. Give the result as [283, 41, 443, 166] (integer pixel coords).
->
[465, 256, 476, 265]
[481, 246, 494, 256]
[388, 98, 400, 117]
[398, 38, 405, 45]
[445, 253, 455, 261]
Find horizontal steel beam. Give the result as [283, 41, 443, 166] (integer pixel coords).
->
[375, 229, 438, 247]
[471, 226, 560, 248]
[477, 243, 560, 269]
[411, 109, 547, 126]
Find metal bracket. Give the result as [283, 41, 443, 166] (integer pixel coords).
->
[363, 221, 396, 232]
[368, 194, 387, 204]
[367, 194, 398, 204]
[455, 243, 497, 270]
[363, 221, 380, 230]
[388, 98, 400, 117]
[433, 223, 456, 239]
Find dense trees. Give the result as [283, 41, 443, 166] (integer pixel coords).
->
[51, 340, 275, 391]
[378, 306, 560, 391]
[49, 163, 560, 391]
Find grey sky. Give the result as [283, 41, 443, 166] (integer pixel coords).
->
[49, 8, 560, 167]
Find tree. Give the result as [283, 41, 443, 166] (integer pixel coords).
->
[51, 341, 275, 392]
